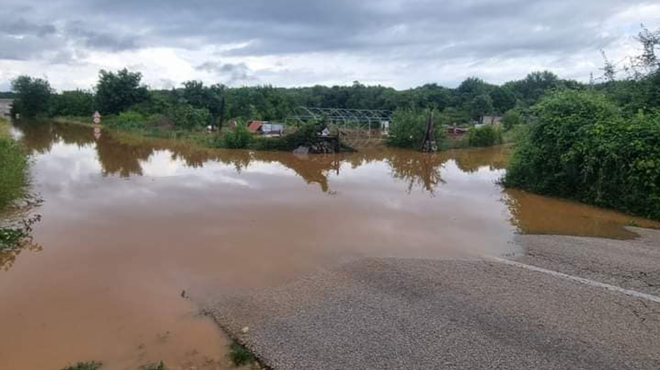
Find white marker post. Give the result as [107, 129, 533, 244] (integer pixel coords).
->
[93, 111, 102, 124]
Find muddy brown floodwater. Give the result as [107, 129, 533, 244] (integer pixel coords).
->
[1, 122, 658, 370]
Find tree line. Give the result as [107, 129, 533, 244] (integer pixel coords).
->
[8, 67, 588, 129]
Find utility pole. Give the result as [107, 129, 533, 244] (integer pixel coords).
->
[420, 111, 438, 153]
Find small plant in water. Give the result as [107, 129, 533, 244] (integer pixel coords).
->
[0, 213, 41, 251]
[140, 361, 166, 370]
[626, 220, 640, 227]
[228, 341, 256, 367]
[60, 361, 103, 370]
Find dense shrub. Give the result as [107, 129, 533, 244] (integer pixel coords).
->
[0, 118, 29, 210]
[96, 69, 149, 115]
[50, 90, 95, 117]
[502, 110, 523, 130]
[504, 90, 660, 220]
[11, 76, 53, 117]
[221, 123, 252, 149]
[60, 361, 103, 370]
[106, 110, 148, 130]
[387, 108, 443, 149]
[468, 125, 503, 147]
[167, 104, 211, 131]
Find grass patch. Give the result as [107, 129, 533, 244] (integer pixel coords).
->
[60, 361, 103, 370]
[0, 117, 29, 211]
[139, 361, 166, 370]
[228, 341, 256, 367]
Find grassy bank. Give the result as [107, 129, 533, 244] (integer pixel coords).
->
[0, 116, 29, 211]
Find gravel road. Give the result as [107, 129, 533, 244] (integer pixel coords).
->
[515, 227, 660, 295]
[208, 228, 660, 370]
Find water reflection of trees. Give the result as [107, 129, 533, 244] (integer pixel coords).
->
[387, 153, 446, 194]
[14, 122, 510, 195]
[15, 121, 98, 154]
[14, 121, 56, 154]
[501, 188, 654, 239]
[451, 146, 509, 173]
[96, 134, 154, 177]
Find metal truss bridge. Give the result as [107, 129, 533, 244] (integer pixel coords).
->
[285, 107, 393, 146]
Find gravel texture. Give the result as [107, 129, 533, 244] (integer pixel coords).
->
[515, 227, 660, 295]
[208, 257, 660, 370]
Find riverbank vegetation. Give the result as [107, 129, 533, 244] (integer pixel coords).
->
[60, 361, 103, 370]
[7, 59, 580, 152]
[505, 25, 660, 221]
[0, 117, 29, 211]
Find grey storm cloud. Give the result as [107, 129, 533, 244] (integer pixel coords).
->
[64, 22, 140, 52]
[1, 0, 645, 58]
[196, 61, 254, 84]
[0, 0, 656, 88]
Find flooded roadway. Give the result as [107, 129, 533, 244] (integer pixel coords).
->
[1, 122, 658, 370]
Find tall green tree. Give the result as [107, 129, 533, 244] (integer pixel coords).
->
[11, 75, 53, 117]
[50, 90, 95, 117]
[470, 94, 494, 122]
[95, 69, 148, 115]
[489, 86, 517, 114]
[507, 71, 561, 106]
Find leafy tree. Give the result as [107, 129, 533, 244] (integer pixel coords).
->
[507, 71, 561, 107]
[180, 80, 226, 125]
[95, 69, 148, 115]
[11, 75, 53, 117]
[501, 109, 523, 130]
[457, 77, 490, 99]
[470, 94, 494, 122]
[489, 86, 517, 113]
[50, 90, 95, 117]
[167, 103, 211, 130]
[387, 108, 443, 149]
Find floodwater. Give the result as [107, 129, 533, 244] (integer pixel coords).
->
[1, 122, 658, 370]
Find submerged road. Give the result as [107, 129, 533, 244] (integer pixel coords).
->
[209, 228, 660, 370]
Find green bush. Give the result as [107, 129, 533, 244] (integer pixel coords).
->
[50, 90, 95, 117]
[0, 120, 29, 211]
[502, 124, 530, 144]
[60, 361, 103, 370]
[228, 342, 256, 367]
[221, 123, 252, 149]
[387, 108, 443, 149]
[502, 110, 523, 130]
[167, 103, 211, 131]
[106, 110, 148, 130]
[504, 90, 660, 220]
[11, 75, 53, 117]
[468, 125, 503, 147]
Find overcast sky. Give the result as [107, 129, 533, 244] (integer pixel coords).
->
[0, 0, 658, 91]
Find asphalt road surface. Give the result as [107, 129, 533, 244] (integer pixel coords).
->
[209, 228, 660, 370]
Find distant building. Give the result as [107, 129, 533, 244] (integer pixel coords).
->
[481, 115, 503, 126]
[0, 99, 13, 116]
[248, 120, 284, 136]
[381, 120, 390, 136]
